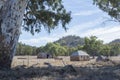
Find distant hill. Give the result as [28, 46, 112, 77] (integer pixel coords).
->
[54, 35, 84, 47]
[109, 39, 120, 44]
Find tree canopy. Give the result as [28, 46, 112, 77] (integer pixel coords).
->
[83, 36, 103, 57]
[0, 0, 71, 68]
[16, 35, 120, 57]
[23, 0, 71, 34]
[94, 0, 120, 22]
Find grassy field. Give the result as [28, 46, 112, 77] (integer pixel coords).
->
[12, 56, 96, 67]
[0, 56, 120, 80]
[12, 56, 120, 67]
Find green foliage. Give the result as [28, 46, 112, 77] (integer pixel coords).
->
[36, 35, 85, 56]
[16, 36, 120, 57]
[100, 44, 111, 56]
[94, 0, 120, 22]
[54, 35, 85, 47]
[83, 36, 120, 57]
[109, 43, 120, 56]
[23, 0, 71, 35]
[109, 39, 120, 44]
[16, 42, 37, 55]
[37, 43, 68, 57]
[83, 36, 103, 57]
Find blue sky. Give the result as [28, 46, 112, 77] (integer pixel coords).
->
[19, 0, 120, 47]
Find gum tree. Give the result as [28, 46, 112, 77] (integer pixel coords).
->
[94, 0, 120, 22]
[0, 0, 71, 69]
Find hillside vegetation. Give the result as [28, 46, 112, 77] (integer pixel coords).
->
[109, 39, 120, 44]
[54, 35, 85, 47]
[17, 35, 120, 57]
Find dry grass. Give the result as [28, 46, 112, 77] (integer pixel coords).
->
[11, 56, 96, 67]
[0, 56, 120, 80]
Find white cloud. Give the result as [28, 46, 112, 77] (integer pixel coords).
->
[18, 0, 120, 47]
[19, 17, 100, 46]
[73, 10, 101, 16]
[19, 19, 120, 46]
[19, 37, 58, 47]
[47, 18, 104, 41]
[19, 17, 120, 46]
[62, 18, 103, 36]
[82, 26, 120, 43]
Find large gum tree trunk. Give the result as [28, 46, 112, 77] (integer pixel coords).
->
[0, 0, 27, 69]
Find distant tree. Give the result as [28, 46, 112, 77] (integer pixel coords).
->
[57, 45, 67, 56]
[24, 46, 33, 55]
[110, 43, 120, 56]
[100, 44, 111, 56]
[37, 42, 69, 57]
[16, 43, 23, 55]
[83, 36, 103, 58]
[32, 47, 37, 55]
[77, 45, 84, 50]
[67, 47, 78, 55]
[16, 43, 37, 55]
[36, 46, 45, 54]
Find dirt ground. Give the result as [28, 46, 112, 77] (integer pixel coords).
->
[12, 56, 96, 67]
[12, 56, 120, 67]
[0, 56, 119, 80]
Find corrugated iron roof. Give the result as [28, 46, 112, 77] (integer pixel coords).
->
[71, 50, 89, 56]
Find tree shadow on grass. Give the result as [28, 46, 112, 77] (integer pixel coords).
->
[0, 62, 120, 80]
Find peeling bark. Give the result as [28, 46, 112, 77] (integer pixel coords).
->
[0, 0, 28, 69]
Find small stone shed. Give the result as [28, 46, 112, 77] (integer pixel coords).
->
[37, 53, 52, 59]
[70, 50, 90, 61]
